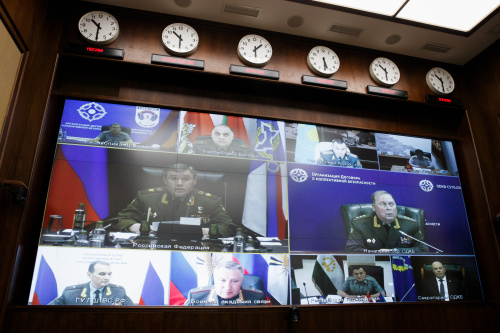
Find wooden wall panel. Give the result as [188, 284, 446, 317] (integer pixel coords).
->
[1, 1, 499, 333]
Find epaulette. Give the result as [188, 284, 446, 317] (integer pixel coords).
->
[322, 151, 334, 155]
[196, 139, 208, 145]
[397, 215, 416, 222]
[353, 214, 368, 221]
[140, 187, 165, 194]
[197, 190, 218, 200]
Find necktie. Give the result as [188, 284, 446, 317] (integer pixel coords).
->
[384, 224, 390, 233]
[94, 290, 101, 305]
[439, 279, 445, 297]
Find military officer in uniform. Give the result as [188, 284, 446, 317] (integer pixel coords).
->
[185, 261, 267, 306]
[113, 163, 232, 237]
[193, 124, 254, 158]
[344, 190, 428, 253]
[49, 261, 133, 306]
[317, 138, 362, 168]
[338, 266, 385, 299]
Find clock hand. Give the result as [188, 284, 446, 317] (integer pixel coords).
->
[322, 57, 328, 70]
[253, 44, 262, 57]
[91, 19, 102, 41]
[378, 64, 388, 81]
[173, 31, 183, 48]
[435, 74, 445, 92]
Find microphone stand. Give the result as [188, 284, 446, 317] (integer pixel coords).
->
[399, 230, 443, 253]
[303, 282, 310, 305]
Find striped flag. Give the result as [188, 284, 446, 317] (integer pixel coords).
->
[32, 256, 58, 305]
[312, 255, 344, 297]
[139, 262, 165, 305]
[242, 161, 287, 238]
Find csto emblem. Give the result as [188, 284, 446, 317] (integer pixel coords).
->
[419, 179, 434, 192]
[136, 106, 160, 128]
[289, 168, 308, 183]
[77, 102, 107, 122]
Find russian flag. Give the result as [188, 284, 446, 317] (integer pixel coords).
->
[169, 252, 198, 305]
[242, 161, 287, 238]
[32, 256, 58, 305]
[139, 262, 165, 305]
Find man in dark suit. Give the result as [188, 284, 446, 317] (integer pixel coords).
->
[422, 261, 465, 301]
[185, 261, 268, 306]
[344, 190, 428, 253]
[49, 261, 133, 306]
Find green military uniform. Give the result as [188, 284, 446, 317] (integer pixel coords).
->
[114, 187, 232, 237]
[345, 212, 428, 253]
[185, 285, 267, 306]
[193, 136, 255, 158]
[48, 282, 133, 306]
[340, 275, 384, 296]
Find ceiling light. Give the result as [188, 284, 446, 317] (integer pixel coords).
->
[397, 0, 500, 32]
[313, 0, 407, 16]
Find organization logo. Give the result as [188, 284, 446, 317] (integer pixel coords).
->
[267, 162, 280, 173]
[289, 168, 308, 183]
[419, 179, 434, 192]
[77, 102, 107, 122]
[136, 107, 160, 128]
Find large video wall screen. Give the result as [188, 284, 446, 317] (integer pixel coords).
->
[29, 99, 482, 306]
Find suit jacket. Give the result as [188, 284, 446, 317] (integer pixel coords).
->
[345, 212, 428, 253]
[185, 285, 267, 306]
[48, 282, 133, 305]
[422, 276, 465, 300]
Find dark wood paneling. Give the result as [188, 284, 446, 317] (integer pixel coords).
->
[1, 2, 499, 333]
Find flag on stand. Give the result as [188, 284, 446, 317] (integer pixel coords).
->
[242, 161, 287, 238]
[139, 262, 165, 305]
[392, 256, 418, 302]
[312, 255, 344, 297]
[31, 256, 58, 305]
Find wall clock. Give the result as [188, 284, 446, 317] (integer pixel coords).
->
[307, 46, 340, 77]
[162, 23, 199, 56]
[426, 67, 455, 95]
[369, 57, 400, 87]
[78, 11, 119, 45]
[237, 34, 273, 66]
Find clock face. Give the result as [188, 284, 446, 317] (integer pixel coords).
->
[426, 67, 455, 95]
[162, 23, 199, 56]
[237, 34, 273, 66]
[307, 46, 340, 77]
[78, 11, 119, 45]
[369, 57, 400, 87]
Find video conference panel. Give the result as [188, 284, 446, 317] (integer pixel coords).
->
[29, 99, 482, 306]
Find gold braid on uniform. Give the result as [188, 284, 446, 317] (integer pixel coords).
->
[106, 286, 112, 296]
[80, 288, 87, 298]
[207, 288, 217, 303]
[237, 290, 244, 302]
[373, 216, 400, 228]
[161, 194, 168, 204]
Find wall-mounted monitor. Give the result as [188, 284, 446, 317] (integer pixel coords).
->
[28, 99, 482, 306]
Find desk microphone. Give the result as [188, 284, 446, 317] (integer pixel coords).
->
[303, 282, 310, 305]
[400, 283, 415, 301]
[398, 230, 443, 253]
